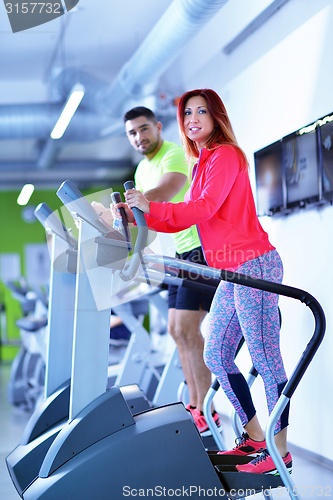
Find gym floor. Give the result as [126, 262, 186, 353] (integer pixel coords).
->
[1, 363, 333, 500]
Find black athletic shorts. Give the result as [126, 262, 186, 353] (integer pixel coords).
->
[168, 246, 216, 311]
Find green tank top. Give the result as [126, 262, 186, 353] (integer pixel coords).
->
[134, 140, 200, 253]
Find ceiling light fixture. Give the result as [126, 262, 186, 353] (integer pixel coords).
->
[51, 83, 85, 140]
[17, 184, 35, 206]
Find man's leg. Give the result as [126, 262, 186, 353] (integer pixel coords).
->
[174, 308, 211, 412]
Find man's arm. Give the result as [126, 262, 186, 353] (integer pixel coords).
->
[143, 172, 187, 202]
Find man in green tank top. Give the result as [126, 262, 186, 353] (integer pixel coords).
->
[95, 106, 218, 435]
[124, 107, 220, 435]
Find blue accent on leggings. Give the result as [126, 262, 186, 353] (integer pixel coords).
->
[278, 380, 290, 430]
[228, 372, 256, 423]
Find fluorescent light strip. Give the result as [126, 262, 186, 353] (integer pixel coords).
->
[17, 184, 35, 206]
[222, 0, 291, 55]
[298, 113, 333, 135]
[51, 83, 85, 140]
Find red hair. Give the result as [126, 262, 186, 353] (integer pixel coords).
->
[177, 89, 248, 170]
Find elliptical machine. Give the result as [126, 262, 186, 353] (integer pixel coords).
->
[7, 180, 325, 500]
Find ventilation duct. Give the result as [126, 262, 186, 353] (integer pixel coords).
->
[0, 103, 119, 141]
[56, 0, 229, 117]
[0, 0, 229, 171]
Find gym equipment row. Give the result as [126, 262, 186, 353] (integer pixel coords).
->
[6, 180, 325, 499]
[6, 281, 49, 412]
[7, 201, 184, 413]
[6, 185, 200, 497]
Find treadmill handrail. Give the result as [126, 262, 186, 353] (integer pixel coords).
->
[133, 202, 325, 495]
[110, 191, 131, 243]
[143, 253, 325, 399]
[120, 181, 149, 281]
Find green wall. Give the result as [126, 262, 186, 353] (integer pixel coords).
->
[0, 184, 125, 362]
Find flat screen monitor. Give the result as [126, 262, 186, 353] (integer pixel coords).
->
[283, 130, 319, 208]
[254, 141, 284, 216]
[319, 119, 333, 200]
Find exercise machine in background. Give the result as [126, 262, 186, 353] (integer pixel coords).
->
[6, 181, 325, 499]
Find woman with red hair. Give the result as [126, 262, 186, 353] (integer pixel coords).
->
[119, 88, 292, 476]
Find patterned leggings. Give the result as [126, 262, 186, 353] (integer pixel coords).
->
[204, 250, 289, 434]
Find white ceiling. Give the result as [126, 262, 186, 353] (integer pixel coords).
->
[0, 0, 178, 188]
[0, 0, 291, 189]
[0, 0, 173, 84]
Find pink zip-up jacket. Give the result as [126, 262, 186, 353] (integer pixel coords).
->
[145, 145, 275, 270]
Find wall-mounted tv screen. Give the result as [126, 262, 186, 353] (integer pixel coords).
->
[254, 112, 333, 216]
[283, 129, 319, 208]
[254, 141, 284, 216]
[319, 119, 333, 200]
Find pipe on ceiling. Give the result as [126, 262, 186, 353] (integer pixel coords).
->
[0, 0, 229, 170]
[56, 0, 229, 117]
[0, 103, 118, 141]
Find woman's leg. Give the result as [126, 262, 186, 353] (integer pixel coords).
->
[234, 250, 289, 456]
[204, 250, 288, 457]
[204, 279, 254, 427]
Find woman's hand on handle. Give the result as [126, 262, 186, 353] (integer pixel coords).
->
[110, 203, 121, 221]
[124, 189, 150, 214]
[113, 202, 135, 224]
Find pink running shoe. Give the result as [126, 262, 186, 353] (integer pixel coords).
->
[218, 432, 266, 457]
[192, 409, 221, 437]
[185, 404, 196, 414]
[236, 449, 293, 475]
